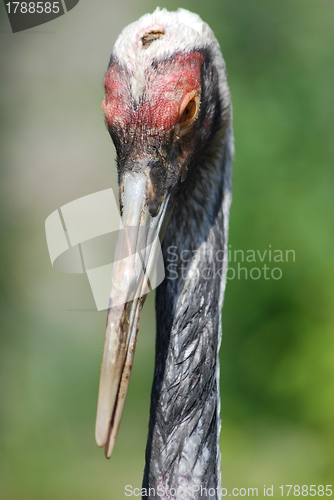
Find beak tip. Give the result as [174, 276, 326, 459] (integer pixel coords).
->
[95, 419, 108, 448]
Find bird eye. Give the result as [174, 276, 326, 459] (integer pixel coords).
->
[179, 96, 199, 127]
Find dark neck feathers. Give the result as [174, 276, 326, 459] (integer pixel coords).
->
[143, 123, 233, 499]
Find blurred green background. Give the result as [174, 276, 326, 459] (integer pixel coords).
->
[0, 0, 333, 498]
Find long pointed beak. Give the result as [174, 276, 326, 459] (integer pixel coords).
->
[95, 171, 169, 458]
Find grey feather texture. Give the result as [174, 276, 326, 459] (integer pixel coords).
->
[144, 116, 232, 498]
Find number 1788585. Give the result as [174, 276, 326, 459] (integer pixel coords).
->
[279, 486, 332, 496]
[5, 2, 60, 14]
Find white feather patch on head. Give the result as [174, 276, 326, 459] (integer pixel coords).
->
[112, 8, 230, 106]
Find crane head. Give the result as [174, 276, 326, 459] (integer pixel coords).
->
[95, 8, 231, 458]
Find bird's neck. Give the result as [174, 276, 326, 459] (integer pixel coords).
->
[143, 132, 232, 499]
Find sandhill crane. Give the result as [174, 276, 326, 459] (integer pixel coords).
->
[95, 8, 233, 499]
